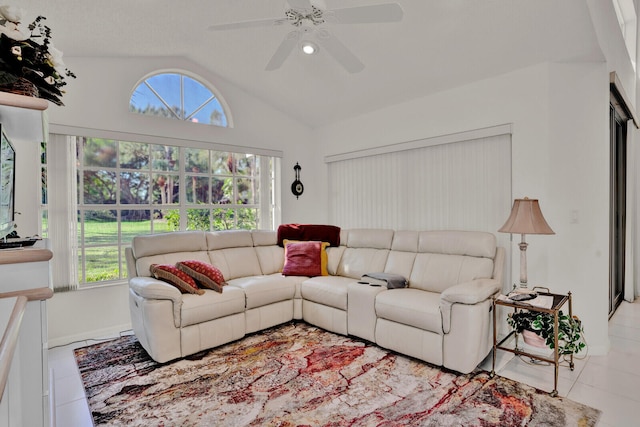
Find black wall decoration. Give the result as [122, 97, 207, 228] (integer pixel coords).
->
[291, 162, 304, 199]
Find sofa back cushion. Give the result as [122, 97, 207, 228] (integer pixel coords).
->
[417, 230, 496, 258]
[326, 246, 345, 276]
[337, 248, 390, 279]
[251, 230, 284, 275]
[131, 231, 208, 277]
[383, 231, 418, 279]
[203, 230, 263, 279]
[132, 231, 207, 259]
[409, 231, 496, 293]
[254, 246, 284, 275]
[251, 230, 277, 246]
[346, 229, 394, 249]
[384, 251, 416, 280]
[208, 248, 262, 280]
[206, 230, 254, 249]
[409, 254, 494, 293]
[334, 229, 393, 279]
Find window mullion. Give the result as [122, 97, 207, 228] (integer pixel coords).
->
[185, 96, 215, 121]
[180, 75, 185, 121]
[179, 147, 187, 230]
[259, 156, 270, 230]
[144, 81, 181, 120]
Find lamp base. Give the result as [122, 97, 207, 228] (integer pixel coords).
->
[512, 284, 536, 294]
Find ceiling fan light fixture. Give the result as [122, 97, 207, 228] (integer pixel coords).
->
[301, 41, 318, 55]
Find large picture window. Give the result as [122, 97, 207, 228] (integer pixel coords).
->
[46, 136, 278, 287]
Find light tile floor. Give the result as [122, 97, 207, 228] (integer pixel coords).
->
[49, 299, 640, 426]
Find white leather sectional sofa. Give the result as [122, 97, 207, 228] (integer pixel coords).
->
[126, 228, 504, 374]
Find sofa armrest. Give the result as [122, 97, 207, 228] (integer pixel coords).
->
[440, 278, 500, 333]
[130, 277, 182, 300]
[441, 278, 500, 305]
[129, 277, 183, 327]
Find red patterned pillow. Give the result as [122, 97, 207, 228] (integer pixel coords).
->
[176, 260, 227, 293]
[282, 241, 329, 277]
[150, 264, 204, 295]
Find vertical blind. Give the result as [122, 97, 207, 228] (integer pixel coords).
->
[48, 134, 79, 292]
[327, 129, 512, 287]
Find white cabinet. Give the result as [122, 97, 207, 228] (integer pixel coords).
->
[0, 243, 53, 427]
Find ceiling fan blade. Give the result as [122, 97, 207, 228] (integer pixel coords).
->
[316, 30, 364, 73]
[328, 3, 403, 24]
[208, 18, 282, 31]
[265, 31, 300, 71]
[287, 0, 313, 10]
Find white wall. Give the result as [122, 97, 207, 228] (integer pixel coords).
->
[45, 56, 322, 345]
[49, 56, 322, 223]
[48, 284, 131, 347]
[314, 62, 612, 354]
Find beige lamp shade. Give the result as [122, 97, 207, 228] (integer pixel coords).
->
[499, 197, 554, 289]
[499, 198, 555, 235]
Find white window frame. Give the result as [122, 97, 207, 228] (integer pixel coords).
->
[45, 132, 281, 290]
[129, 70, 234, 128]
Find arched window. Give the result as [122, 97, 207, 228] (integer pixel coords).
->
[130, 72, 230, 127]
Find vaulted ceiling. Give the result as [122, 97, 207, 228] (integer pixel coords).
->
[19, 0, 602, 128]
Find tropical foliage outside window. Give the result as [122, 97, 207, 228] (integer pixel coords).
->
[69, 137, 274, 284]
[129, 73, 228, 127]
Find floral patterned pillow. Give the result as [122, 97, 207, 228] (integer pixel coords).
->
[176, 260, 227, 293]
[150, 264, 204, 295]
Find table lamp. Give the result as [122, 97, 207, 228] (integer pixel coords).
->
[499, 197, 554, 289]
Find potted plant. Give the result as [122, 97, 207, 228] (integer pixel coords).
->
[507, 310, 586, 355]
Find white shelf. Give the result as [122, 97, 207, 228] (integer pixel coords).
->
[0, 95, 47, 142]
[0, 91, 48, 111]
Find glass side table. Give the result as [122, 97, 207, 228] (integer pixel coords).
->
[490, 290, 573, 397]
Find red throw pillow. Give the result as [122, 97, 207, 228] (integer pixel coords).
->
[150, 264, 204, 295]
[176, 260, 227, 293]
[282, 241, 329, 277]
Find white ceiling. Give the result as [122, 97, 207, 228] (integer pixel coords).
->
[18, 0, 602, 128]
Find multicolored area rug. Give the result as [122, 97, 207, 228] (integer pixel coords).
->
[74, 322, 600, 426]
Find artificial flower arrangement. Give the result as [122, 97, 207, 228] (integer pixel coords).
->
[0, 5, 75, 105]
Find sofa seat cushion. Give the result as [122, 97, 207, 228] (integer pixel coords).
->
[301, 276, 354, 310]
[180, 286, 246, 327]
[375, 288, 442, 333]
[228, 274, 297, 309]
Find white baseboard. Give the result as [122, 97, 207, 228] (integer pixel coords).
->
[48, 323, 133, 348]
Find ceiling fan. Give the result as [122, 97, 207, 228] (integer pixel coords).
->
[208, 0, 403, 73]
